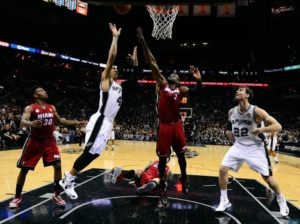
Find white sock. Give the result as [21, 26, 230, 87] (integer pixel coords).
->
[276, 193, 284, 200]
[221, 190, 228, 199]
[66, 172, 76, 181]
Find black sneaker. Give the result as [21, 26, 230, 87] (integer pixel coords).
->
[180, 178, 189, 194]
[159, 181, 168, 206]
[137, 182, 157, 194]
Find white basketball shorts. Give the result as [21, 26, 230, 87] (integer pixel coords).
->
[221, 142, 272, 176]
[84, 112, 113, 154]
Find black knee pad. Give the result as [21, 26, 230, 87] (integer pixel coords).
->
[73, 151, 99, 172]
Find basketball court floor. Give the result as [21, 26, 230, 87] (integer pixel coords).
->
[0, 141, 299, 223]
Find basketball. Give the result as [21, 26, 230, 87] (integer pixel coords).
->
[113, 4, 131, 15]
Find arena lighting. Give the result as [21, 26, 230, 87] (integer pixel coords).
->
[264, 68, 284, 73]
[0, 39, 282, 79]
[0, 41, 9, 47]
[10, 43, 37, 53]
[116, 80, 269, 87]
[0, 39, 101, 67]
[284, 64, 300, 71]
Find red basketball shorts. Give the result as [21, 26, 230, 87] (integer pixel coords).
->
[17, 137, 60, 170]
[156, 121, 187, 157]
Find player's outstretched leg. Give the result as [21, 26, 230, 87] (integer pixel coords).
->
[177, 152, 188, 194]
[137, 181, 157, 194]
[111, 167, 123, 184]
[216, 166, 232, 212]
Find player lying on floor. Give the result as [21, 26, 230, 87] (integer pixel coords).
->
[111, 159, 171, 194]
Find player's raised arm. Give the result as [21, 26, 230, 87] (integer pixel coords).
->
[128, 46, 139, 82]
[101, 23, 122, 91]
[21, 105, 42, 128]
[180, 65, 202, 96]
[137, 27, 166, 87]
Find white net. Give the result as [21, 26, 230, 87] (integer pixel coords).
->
[146, 5, 179, 40]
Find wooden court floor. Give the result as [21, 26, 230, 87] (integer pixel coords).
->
[1, 140, 300, 208]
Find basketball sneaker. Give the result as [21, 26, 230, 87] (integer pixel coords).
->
[59, 172, 78, 200]
[159, 181, 168, 206]
[111, 167, 123, 184]
[137, 181, 157, 194]
[52, 194, 66, 206]
[277, 196, 289, 217]
[215, 197, 232, 212]
[180, 178, 189, 194]
[9, 197, 22, 209]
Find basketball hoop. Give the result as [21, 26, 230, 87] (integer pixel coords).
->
[146, 5, 179, 40]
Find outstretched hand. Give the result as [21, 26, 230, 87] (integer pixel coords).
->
[189, 65, 201, 81]
[128, 46, 138, 66]
[109, 23, 122, 38]
[76, 121, 87, 128]
[137, 27, 145, 43]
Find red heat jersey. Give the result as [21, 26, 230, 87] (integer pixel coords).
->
[140, 161, 170, 185]
[30, 104, 55, 139]
[157, 83, 183, 123]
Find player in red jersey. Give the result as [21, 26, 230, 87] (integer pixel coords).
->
[9, 87, 84, 209]
[111, 160, 171, 194]
[137, 28, 202, 199]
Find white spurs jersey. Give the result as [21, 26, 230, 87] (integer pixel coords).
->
[230, 105, 263, 146]
[98, 81, 122, 121]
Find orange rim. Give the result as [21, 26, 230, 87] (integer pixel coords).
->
[146, 5, 179, 14]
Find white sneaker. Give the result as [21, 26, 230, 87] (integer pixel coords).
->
[277, 196, 289, 217]
[111, 167, 122, 184]
[59, 172, 78, 200]
[215, 197, 232, 212]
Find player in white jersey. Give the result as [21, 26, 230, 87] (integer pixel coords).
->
[215, 87, 289, 217]
[60, 23, 122, 200]
[106, 121, 116, 151]
[260, 121, 279, 164]
[268, 132, 279, 163]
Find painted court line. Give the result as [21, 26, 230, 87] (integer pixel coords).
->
[59, 195, 242, 224]
[1, 183, 52, 203]
[233, 177, 282, 224]
[253, 179, 300, 210]
[0, 170, 111, 224]
[203, 184, 217, 187]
